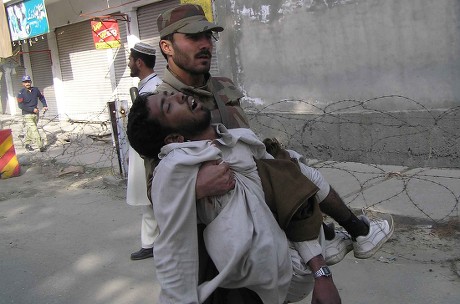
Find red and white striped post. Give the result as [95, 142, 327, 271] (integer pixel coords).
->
[0, 129, 20, 179]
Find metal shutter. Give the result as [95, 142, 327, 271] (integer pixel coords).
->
[112, 18, 133, 102]
[137, 0, 219, 79]
[0, 72, 6, 114]
[29, 37, 57, 117]
[8, 57, 26, 115]
[56, 21, 113, 121]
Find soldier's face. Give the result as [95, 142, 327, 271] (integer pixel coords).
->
[170, 32, 214, 75]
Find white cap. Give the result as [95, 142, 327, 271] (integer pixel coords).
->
[131, 42, 156, 56]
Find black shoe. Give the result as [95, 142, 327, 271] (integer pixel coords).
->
[39, 147, 46, 152]
[130, 248, 153, 260]
[25, 144, 34, 151]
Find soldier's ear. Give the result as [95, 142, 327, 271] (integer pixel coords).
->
[160, 39, 173, 56]
[164, 133, 184, 144]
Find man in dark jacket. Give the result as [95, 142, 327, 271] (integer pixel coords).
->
[17, 75, 48, 152]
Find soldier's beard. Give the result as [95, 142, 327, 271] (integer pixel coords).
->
[172, 43, 211, 75]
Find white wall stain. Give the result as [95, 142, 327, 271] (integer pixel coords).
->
[278, 0, 358, 14]
[239, 5, 271, 23]
[278, 0, 309, 14]
[232, 0, 358, 25]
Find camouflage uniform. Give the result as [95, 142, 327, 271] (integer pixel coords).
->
[155, 68, 250, 128]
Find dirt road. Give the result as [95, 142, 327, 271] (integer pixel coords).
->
[1, 163, 459, 304]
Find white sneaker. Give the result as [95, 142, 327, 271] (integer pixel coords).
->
[324, 227, 353, 265]
[353, 214, 394, 259]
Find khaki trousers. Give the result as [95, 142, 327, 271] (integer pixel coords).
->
[23, 113, 43, 149]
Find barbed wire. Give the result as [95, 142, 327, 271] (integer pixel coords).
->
[245, 95, 459, 168]
[1, 95, 458, 225]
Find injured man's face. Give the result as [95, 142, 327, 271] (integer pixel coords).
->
[146, 91, 212, 139]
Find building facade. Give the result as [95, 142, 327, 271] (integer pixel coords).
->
[1, 0, 219, 121]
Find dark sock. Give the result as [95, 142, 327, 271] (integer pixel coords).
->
[319, 187, 370, 238]
[338, 212, 369, 239]
[323, 222, 336, 240]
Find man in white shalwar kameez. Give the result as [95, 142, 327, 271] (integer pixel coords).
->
[127, 92, 341, 304]
[126, 42, 162, 260]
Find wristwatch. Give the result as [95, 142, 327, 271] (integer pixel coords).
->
[313, 266, 332, 279]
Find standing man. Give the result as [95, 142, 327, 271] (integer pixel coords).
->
[126, 42, 162, 260]
[17, 75, 48, 152]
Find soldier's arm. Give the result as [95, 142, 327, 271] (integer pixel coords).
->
[212, 77, 250, 129]
[210, 105, 249, 129]
[195, 160, 235, 200]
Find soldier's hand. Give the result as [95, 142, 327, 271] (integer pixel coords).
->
[196, 160, 235, 199]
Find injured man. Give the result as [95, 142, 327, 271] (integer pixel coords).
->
[127, 91, 342, 304]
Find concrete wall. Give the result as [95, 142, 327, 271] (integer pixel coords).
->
[215, 0, 460, 167]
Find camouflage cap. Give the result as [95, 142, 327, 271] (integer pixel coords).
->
[157, 4, 223, 39]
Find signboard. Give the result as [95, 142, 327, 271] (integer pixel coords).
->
[5, 0, 49, 42]
[1, 3, 13, 58]
[91, 19, 121, 49]
[181, 0, 214, 22]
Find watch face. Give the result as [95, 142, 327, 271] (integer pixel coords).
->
[322, 266, 331, 275]
[314, 266, 332, 278]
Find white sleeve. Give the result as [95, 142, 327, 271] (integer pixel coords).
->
[286, 150, 330, 202]
[293, 239, 323, 263]
[151, 157, 201, 304]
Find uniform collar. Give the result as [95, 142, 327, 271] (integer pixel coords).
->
[162, 67, 213, 97]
